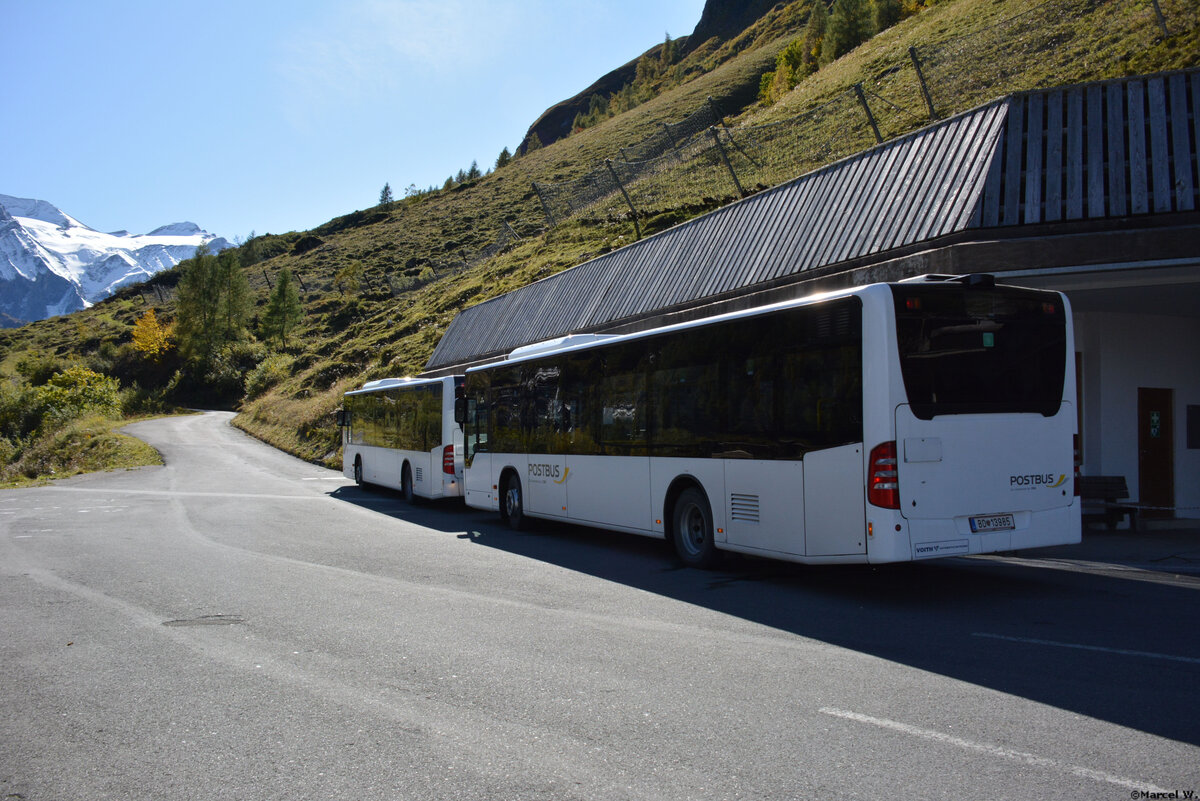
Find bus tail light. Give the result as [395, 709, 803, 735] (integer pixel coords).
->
[443, 444, 455, 475]
[868, 442, 900, 509]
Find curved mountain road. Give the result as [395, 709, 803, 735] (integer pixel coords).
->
[1, 412, 1197, 799]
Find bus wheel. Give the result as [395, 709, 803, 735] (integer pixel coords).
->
[502, 474, 528, 531]
[401, 464, 415, 504]
[673, 487, 719, 568]
[353, 457, 364, 487]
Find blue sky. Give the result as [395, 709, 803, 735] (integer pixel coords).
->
[1, 0, 706, 241]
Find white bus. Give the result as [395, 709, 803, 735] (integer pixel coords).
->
[339, 376, 464, 502]
[456, 275, 1080, 567]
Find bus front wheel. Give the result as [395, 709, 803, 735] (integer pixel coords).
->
[673, 487, 719, 569]
[353, 457, 364, 487]
[501, 474, 528, 531]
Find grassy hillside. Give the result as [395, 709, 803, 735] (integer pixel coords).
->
[1, 0, 1195, 475]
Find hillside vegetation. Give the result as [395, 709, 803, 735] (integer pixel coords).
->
[0, 0, 1195, 478]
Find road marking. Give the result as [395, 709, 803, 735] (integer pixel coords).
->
[27, 486, 328, 501]
[818, 707, 1171, 793]
[973, 632, 1200, 665]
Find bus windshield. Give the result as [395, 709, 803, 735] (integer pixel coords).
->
[891, 283, 1067, 419]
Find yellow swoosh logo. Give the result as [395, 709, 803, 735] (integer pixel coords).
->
[554, 467, 570, 484]
[1050, 474, 1067, 488]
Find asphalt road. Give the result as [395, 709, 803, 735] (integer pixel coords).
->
[1, 411, 1197, 800]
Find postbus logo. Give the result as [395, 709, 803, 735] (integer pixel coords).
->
[1010, 472, 1067, 489]
[528, 463, 568, 483]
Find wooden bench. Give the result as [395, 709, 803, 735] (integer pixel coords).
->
[1079, 475, 1139, 531]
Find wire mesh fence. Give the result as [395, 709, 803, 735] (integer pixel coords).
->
[529, 0, 1195, 231]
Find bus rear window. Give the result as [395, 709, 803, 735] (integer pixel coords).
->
[891, 283, 1066, 419]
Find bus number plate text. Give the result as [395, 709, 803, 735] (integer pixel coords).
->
[969, 513, 1015, 533]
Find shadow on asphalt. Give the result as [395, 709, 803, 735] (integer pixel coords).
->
[329, 484, 1200, 746]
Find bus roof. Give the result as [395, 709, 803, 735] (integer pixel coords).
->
[466, 274, 1055, 373]
[345, 376, 449, 396]
[467, 281, 876, 372]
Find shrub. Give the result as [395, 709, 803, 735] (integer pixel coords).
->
[245, 354, 294, 399]
[33, 367, 121, 425]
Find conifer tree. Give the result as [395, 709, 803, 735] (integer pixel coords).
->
[823, 0, 872, 63]
[262, 268, 303, 349]
[466, 160, 481, 181]
[379, 182, 394, 207]
[175, 245, 251, 363]
[495, 147, 512, 170]
[873, 0, 901, 32]
[802, 0, 830, 74]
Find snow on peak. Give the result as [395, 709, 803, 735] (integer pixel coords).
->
[0, 193, 84, 229]
[148, 221, 203, 237]
[0, 193, 230, 326]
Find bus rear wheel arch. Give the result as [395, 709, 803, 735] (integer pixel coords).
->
[667, 482, 720, 569]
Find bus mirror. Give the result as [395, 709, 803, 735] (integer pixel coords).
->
[335, 409, 348, 427]
[454, 397, 467, 426]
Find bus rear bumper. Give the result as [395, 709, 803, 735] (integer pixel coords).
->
[902, 504, 1081, 561]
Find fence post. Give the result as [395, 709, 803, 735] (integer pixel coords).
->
[854, 83, 884, 144]
[532, 181, 557, 227]
[261, 267, 273, 291]
[709, 126, 746, 198]
[296, 272, 308, 294]
[908, 47, 938, 121]
[1149, 0, 1170, 36]
[605, 159, 642, 240]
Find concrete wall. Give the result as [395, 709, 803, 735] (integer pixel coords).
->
[1074, 310, 1200, 520]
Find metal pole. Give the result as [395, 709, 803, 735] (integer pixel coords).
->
[854, 83, 884, 144]
[532, 182, 557, 227]
[709, 126, 746, 198]
[1150, 0, 1170, 37]
[908, 46, 938, 121]
[604, 159, 642, 240]
[261, 267, 273, 291]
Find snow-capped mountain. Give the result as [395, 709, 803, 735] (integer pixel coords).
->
[0, 193, 230, 327]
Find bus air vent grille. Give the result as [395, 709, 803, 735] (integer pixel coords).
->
[415, 467, 424, 483]
[730, 493, 760, 523]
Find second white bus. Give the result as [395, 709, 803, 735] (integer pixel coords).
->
[455, 275, 1081, 567]
[339, 376, 464, 502]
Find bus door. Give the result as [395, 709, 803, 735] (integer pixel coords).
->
[462, 396, 494, 510]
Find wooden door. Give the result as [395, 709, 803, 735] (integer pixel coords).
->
[1137, 387, 1174, 519]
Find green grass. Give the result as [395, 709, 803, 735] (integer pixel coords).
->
[1, 0, 1195, 474]
[0, 414, 163, 487]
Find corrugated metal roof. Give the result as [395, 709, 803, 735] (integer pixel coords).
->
[426, 69, 1200, 372]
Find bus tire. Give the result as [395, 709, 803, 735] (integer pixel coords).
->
[401, 463, 416, 504]
[502, 473, 528, 531]
[672, 487, 719, 569]
[353, 457, 364, 487]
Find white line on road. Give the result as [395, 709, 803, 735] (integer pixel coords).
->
[25, 486, 329, 501]
[973, 632, 1200, 665]
[818, 707, 1172, 794]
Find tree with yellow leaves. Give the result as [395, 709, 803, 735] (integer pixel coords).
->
[131, 308, 173, 360]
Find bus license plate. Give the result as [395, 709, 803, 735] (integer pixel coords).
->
[970, 513, 1015, 533]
